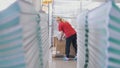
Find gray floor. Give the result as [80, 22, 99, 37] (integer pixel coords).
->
[49, 58, 77, 68]
[48, 47, 77, 68]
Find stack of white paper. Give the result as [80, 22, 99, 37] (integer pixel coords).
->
[107, 1, 120, 68]
[40, 12, 49, 68]
[86, 2, 111, 68]
[77, 1, 120, 68]
[0, 0, 47, 68]
[19, 0, 43, 68]
[77, 11, 88, 68]
[0, 1, 26, 68]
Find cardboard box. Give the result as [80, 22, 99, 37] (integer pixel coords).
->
[53, 37, 75, 57]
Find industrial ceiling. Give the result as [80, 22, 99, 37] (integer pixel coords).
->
[52, 0, 120, 18]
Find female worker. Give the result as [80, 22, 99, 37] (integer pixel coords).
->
[56, 17, 77, 61]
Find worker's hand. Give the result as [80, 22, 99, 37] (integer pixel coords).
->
[63, 35, 66, 39]
[59, 38, 63, 41]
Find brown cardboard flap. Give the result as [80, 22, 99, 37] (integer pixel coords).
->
[53, 37, 75, 57]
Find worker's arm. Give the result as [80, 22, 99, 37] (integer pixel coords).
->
[60, 31, 64, 41]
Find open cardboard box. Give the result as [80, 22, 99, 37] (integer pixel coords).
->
[52, 37, 75, 58]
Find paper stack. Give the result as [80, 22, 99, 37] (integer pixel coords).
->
[77, 1, 120, 68]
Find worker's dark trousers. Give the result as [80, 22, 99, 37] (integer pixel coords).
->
[65, 34, 77, 58]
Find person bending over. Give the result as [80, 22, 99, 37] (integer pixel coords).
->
[56, 16, 77, 61]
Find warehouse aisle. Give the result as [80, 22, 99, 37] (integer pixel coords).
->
[49, 58, 77, 68]
[47, 48, 77, 68]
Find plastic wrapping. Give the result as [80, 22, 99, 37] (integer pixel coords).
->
[0, 0, 49, 68]
[77, 1, 120, 68]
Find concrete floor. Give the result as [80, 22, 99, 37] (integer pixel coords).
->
[48, 47, 77, 68]
[48, 58, 77, 68]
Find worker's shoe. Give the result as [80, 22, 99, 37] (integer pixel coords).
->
[73, 56, 77, 61]
[63, 57, 69, 61]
